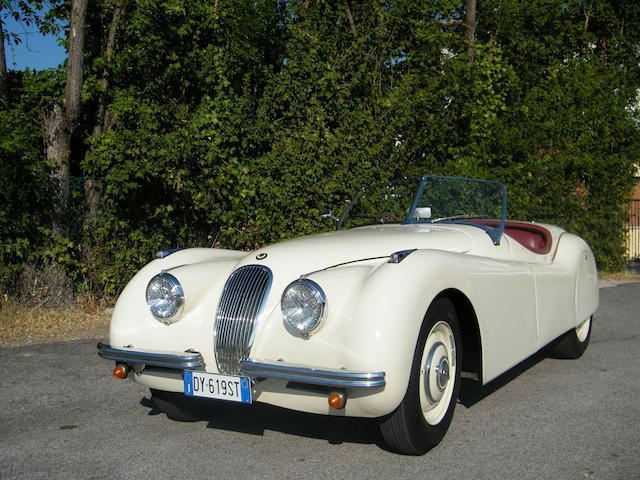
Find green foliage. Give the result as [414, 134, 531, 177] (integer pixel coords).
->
[2, 0, 640, 296]
[42, 235, 86, 282]
[0, 69, 65, 289]
[1, 0, 65, 42]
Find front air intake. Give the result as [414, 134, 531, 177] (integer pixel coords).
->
[214, 265, 272, 375]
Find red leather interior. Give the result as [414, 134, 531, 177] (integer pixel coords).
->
[470, 220, 553, 255]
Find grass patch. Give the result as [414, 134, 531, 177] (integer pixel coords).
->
[599, 271, 640, 282]
[0, 296, 111, 348]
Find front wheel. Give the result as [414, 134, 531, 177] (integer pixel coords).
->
[379, 297, 462, 455]
[550, 316, 592, 359]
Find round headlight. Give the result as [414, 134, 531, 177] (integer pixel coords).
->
[146, 272, 184, 323]
[281, 279, 326, 336]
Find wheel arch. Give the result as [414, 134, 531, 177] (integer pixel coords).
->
[435, 288, 483, 384]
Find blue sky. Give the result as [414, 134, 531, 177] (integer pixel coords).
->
[3, 14, 66, 70]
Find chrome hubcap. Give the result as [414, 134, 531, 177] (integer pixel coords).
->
[425, 341, 450, 403]
[419, 320, 456, 425]
[436, 357, 450, 390]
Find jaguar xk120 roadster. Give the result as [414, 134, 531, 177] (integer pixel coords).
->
[98, 175, 598, 454]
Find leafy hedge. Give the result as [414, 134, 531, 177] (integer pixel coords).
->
[1, 0, 639, 297]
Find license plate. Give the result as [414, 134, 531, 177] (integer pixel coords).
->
[184, 371, 252, 403]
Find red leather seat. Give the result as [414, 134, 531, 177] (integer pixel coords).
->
[470, 220, 552, 255]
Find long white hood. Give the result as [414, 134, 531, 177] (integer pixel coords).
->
[244, 224, 473, 276]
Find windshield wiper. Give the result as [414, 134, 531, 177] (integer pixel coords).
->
[429, 213, 489, 223]
[350, 213, 403, 224]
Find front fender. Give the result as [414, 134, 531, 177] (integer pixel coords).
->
[252, 249, 526, 417]
[109, 248, 247, 367]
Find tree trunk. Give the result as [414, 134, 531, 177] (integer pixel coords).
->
[45, 0, 88, 239]
[0, 19, 8, 109]
[41, 0, 88, 305]
[465, 0, 477, 65]
[44, 100, 72, 238]
[84, 0, 126, 221]
[64, 0, 88, 122]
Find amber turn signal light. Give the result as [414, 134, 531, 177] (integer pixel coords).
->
[113, 365, 128, 379]
[328, 391, 346, 409]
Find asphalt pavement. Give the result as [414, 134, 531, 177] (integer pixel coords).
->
[1, 283, 639, 480]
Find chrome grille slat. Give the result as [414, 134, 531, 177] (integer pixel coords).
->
[240, 270, 264, 351]
[231, 268, 258, 349]
[214, 265, 272, 375]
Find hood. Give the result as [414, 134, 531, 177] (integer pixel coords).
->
[244, 224, 472, 277]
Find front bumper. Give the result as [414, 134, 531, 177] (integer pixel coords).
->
[97, 343, 385, 389]
[239, 358, 385, 389]
[97, 342, 204, 369]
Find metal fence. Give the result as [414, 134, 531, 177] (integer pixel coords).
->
[628, 200, 640, 262]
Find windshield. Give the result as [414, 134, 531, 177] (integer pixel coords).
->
[338, 175, 507, 244]
[338, 178, 422, 230]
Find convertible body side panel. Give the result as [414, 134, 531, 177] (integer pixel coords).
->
[247, 248, 540, 417]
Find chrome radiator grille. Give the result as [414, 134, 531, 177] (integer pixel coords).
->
[214, 265, 272, 375]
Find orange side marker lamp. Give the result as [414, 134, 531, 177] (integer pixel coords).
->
[113, 364, 129, 379]
[328, 391, 346, 409]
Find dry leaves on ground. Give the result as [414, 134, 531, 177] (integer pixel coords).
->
[0, 296, 111, 348]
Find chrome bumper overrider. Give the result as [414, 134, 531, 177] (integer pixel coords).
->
[97, 343, 385, 389]
[97, 343, 204, 369]
[240, 359, 386, 389]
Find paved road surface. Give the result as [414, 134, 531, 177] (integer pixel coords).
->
[1, 284, 639, 480]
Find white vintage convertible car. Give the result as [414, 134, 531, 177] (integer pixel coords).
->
[98, 175, 598, 455]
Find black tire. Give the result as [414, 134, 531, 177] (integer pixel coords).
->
[379, 297, 462, 455]
[151, 389, 220, 422]
[550, 316, 592, 359]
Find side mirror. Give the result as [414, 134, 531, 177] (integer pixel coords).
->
[413, 206, 432, 221]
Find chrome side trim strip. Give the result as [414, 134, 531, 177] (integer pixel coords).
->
[239, 359, 386, 389]
[97, 342, 204, 369]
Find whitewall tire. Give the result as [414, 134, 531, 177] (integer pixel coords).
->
[551, 316, 592, 359]
[380, 297, 462, 455]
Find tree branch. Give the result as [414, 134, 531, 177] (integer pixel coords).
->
[64, 0, 88, 119]
[465, 0, 477, 65]
[0, 19, 8, 109]
[345, 1, 357, 39]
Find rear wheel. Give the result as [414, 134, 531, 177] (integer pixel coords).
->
[151, 389, 220, 422]
[380, 297, 462, 455]
[550, 316, 592, 359]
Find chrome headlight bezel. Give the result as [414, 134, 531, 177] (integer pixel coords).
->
[145, 272, 184, 324]
[281, 278, 326, 337]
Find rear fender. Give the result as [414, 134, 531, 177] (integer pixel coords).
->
[552, 233, 599, 325]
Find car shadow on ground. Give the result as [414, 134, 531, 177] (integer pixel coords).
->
[140, 395, 386, 448]
[139, 350, 550, 451]
[458, 350, 547, 408]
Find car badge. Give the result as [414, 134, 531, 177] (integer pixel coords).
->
[256, 253, 268, 260]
